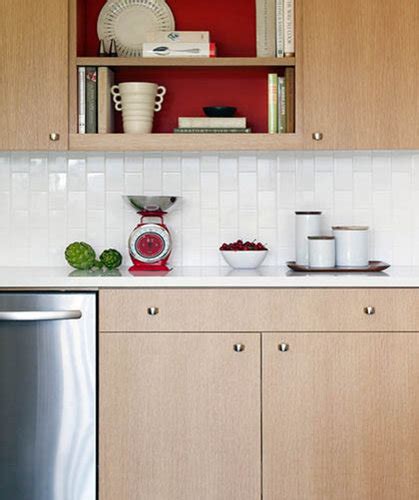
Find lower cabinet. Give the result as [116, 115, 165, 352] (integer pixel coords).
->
[263, 332, 419, 500]
[99, 332, 261, 500]
[99, 290, 419, 500]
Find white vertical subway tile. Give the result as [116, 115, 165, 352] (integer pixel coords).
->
[391, 152, 412, 172]
[277, 152, 296, 171]
[106, 192, 124, 228]
[68, 192, 86, 228]
[277, 171, 296, 208]
[11, 153, 29, 172]
[182, 191, 200, 228]
[315, 171, 334, 209]
[258, 191, 276, 228]
[201, 210, 219, 246]
[162, 154, 181, 172]
[0, 155, 10, 191]
[182, 228, 201, 266]
[257, 156, 276, 190]
[105, 154, 124, 191]
[68, 157, 86, 191]
[353, 172, 372, 209]
[49, 173, 67, 210]
[143, 155, 162, 192]
[314, 153, 334, 172]
[11, 173, 29, 210]
[30, 192, 48, 228]
[201, 172, 219, 209]
[334, 154, 353, 190]
[238, 210, 258, 239]
[238, 154, 257, 172]
[30, 158, 48, 191]
[239, 172, 257, 210]
[219, 191, 238, 228]
[86, 210, 106, 248]
[87, 172, 105, 209]
[352, 152, 372, 172]
[48, 153, 67, 173]
[296, 154, 314, 191]
[124, 172, 143, 193]
[201, 154, 218, 172]
[219, 156, 238, 190]
[181, 156, 199, 191]
[124, 153, 143, 172]
[372, 153, 391, 190]
[163, 172, 181, 195]
[86, 153, 105, 172]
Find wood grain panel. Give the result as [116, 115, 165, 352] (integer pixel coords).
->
[302, 0, 419, 149]
[99, 332, 261, 500]
[99, 288, 419, 332]
[263, 332, 419, 499]
[0, 0, 68, 150]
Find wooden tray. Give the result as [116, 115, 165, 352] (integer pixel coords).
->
[286, 260, 390, 272]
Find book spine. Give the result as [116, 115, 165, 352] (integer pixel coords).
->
[178, 118, 247, 128]
[98, 67, 115, 134]
[276, 0, 284, 57]
[78, 67, 86, 134]
[85, 67, 97, 134]
[174, 128, 252, 133]
[285, 67, 295, 133]
[284, 0, 295, 56]
[278, 76, 286, 133]
[268, 73, 278, 133]
[256, 0, 276, 57]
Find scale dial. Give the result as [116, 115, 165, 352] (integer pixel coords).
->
[129, 223, 172, 264]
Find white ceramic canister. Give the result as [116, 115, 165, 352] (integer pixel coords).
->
[295, 211, 322, 265]
[308, 236, 335, 268]
[332, 226, 369, 267]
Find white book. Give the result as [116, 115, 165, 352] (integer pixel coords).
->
[256, 0, 276, 57]
[276, 0, 284, 57]
[145, 31, 210, 43]
[143, 42, 216, 58]
[284, 0, 295, 56]
[78, 67, 86, 134]
[178, 117, 247, 129]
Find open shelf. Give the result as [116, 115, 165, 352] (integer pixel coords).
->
[69, 133, 302, 151]
[76, 57, 296, 67]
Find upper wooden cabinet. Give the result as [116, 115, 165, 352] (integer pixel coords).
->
[302, 0, 419, 149]
[0, 0, 68, 150]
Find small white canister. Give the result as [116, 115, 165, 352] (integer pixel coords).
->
[308, 236, 335, 268]
[295, 211, 322, 265]
[332, 226, 369, 267]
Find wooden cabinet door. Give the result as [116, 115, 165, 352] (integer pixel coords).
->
[0, 0, 68, 150]
[100, 332, 261, 500]
[302, 0, 419, 149]
[263, 332, 419, 500]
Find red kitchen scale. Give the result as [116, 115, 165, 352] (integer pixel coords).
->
[124, 195, 178, 272]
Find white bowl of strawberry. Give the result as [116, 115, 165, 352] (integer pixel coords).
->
[219, 240, 268, 269]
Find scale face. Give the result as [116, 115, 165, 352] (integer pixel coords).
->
[129, 223, 171, 264]
[124, 195, 178, 272]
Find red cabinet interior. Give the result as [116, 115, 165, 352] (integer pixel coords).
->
[77, 0, 257, 57]
[76, 0, 293, 135]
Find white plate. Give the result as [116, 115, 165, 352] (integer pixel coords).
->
[97, 0, 175, 57]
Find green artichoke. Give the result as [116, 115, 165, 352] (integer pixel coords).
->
[100, 249, 123, 270]
[65, 242, 101, 270]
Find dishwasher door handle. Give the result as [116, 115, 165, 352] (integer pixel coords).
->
[0, 310, 82, 321]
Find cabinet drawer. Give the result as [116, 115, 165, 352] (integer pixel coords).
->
[99, 288, 419, 332]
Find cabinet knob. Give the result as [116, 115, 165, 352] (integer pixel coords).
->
[278, 342, 289, 352]
[364, 306, 375, 315]
[312, 132, 323, 141]
[147, 307, 159, 316]
[49, 132, 60, 141]
[233, 343, 245, 352]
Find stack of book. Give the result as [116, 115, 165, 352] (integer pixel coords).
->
[268, 68, 295, 133]
[174, 117, 251, 134]
[256, 0, 294, 58]
[143, 31, 216, 58]
[78, 66, 115, 134]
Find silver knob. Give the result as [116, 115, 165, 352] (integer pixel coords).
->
[312, 132, 323, 141]
[233, 343, 245, 352]
[49, 132, 60, 141]
[147, 307, 159, 316]
[278, 343, 289, 352]
[364, 306, 375, 315]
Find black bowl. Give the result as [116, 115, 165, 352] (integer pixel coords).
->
[203, 106, 237, 118]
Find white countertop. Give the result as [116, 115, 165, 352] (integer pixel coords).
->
[0, 265, 419, 288]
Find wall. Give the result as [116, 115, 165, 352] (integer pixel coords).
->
[0, 151, 418, 267]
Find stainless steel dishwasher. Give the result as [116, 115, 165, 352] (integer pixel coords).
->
[0, 292, 96, 500]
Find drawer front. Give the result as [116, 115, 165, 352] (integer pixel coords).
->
[99, 288, 419, 332]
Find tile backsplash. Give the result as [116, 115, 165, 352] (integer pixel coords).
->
[1, 150, 419, 267]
